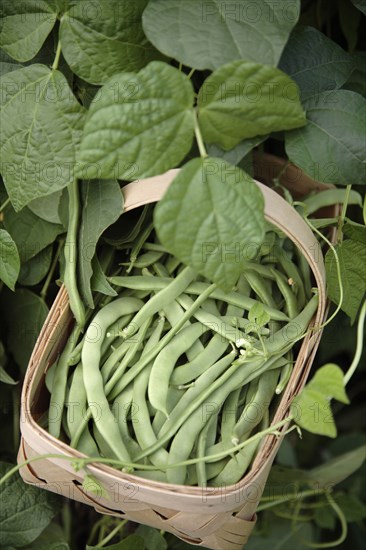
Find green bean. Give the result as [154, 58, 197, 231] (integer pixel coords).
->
[137, 350, 253, 462]
[275, 351, 293, 395]
[271, 268, 299, 319]
[126, 221, 154, 273]
[165, 349, 276, 484]
[209, 436, 260, 487]
[196, 413, 219, 486]
[109, 276, 289, 322]
[177, 294, 251, 346]
[112, 385, 141, 459]
[121, 250, 164, 269]
[243, 269, 277, 308]
[81, 298, 145, 461]
[234, 293, 318, 364]
[49, 324, 81, 438]
[105, 317, 152, 395]
[171, 333, 229, 386]
[45, 360, 57, 394]
[295, 248, 313, 301]
[152, 387, 183, 434]
[107, 283, 217, 401]
[271, 247, 306, 309]
[66, 363, 99, 456]
[64, 180, 86, 328]
[231, 368, 279, 444]
[121, 266, 196, 339]
[132, 317, 170, 469]
[220, 387, 241, 445]
[148, 323, 207, 417]
[151, 262, 204, 361]
[201, 298, 222, 317]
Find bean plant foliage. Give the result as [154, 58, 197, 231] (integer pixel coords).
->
[0, 0, 365, 549]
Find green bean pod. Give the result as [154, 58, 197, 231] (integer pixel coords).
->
[148, 323, 208, 417]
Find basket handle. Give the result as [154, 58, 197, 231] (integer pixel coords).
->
[122, 170, 326, 327]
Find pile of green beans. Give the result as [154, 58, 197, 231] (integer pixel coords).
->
[46, 226, 318, 487]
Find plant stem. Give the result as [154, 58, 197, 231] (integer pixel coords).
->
[0, 197, 10, 213]
[187, 68, 196, 79]
[302, 491, 347, 548]
[257, 488, 325, 512]
[336, 184, 352, 243]
[98, 520, 127, 547]
[194, 111, 208, 158]
[52, 40, 62, 71]
[344, 299, 366, 385]
[40, 238, 64, 301]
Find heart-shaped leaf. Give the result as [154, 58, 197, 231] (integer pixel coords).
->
[78, 62, 195, 180]
[0, 65, 86, 211]
[143, 0, 300, 70]
[60, 0, 162, 85]
[291, 364, 349, 438]
[279, 26, 354, 101]
[154, 157, 265, 291]
[198, 61, 306, 150]
[0, 229, 20, 290]
[285, 90, 366, 186]
[0, 0, 59, 62]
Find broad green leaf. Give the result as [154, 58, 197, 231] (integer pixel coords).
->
[0, 0, 59, 62]
[18, 244, 53, 286]
[292, 387, 338, 437]
[343, 220, 366, 243]
[0, 462, 60, 547]
[27, 522, 70, 550]
[325, 238, 366, 323]
[28, 190, 63, 224]
[198, 61, 306, 150]
[0, 229, 20, 290]
[309, 364, 350, 404]
[343, 51, 366, 96]
[314, 506, 336, 530]
[291, 364, 349, 437]
[351, 0, 366, 15]
[87, 535, 145, 550]
[0, 49, 22, 76]
[135, 525, 168, 550]
[60, 0, 161, 85]
[279, 26, 354, 101]
[3, 203, 64, 263]
[0, 288, 48, 370]
[336, 493, 366, 522]
[78, 62, 195, 180]
[143, 0, 300, 70]
[78, 180, 123, 308]
[0, 65, 86, 211]
[0, 366, 17, 385]
[154, 157, 265, 291]
[207, 136, 266, 165]
[309, 445, 366, 487]
[90, 254, 118, 297]
[245, 515, 313, 549]
[285, 90, 366, 186]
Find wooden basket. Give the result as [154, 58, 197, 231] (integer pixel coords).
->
[18, 155, 335, 549]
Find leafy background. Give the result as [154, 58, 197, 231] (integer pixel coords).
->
[0, 0, 365, 549]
